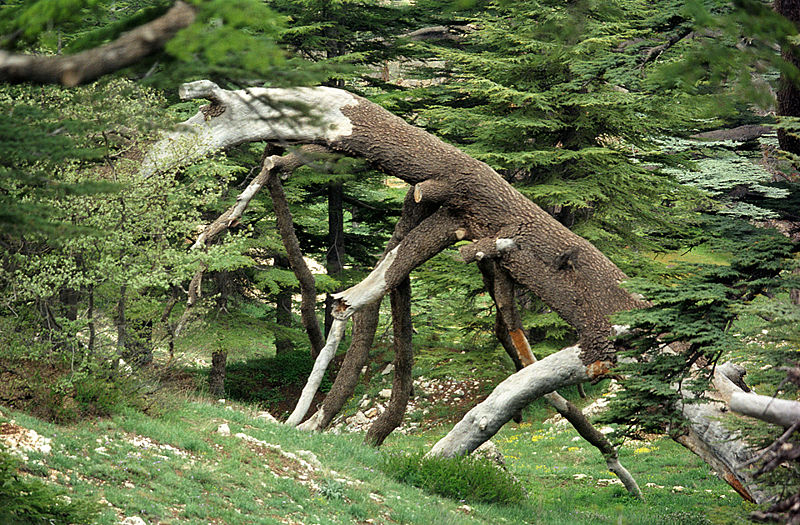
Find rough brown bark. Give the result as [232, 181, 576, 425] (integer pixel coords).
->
[266, 160, 325, 357]
[298, 189, 440, 431]
[209, 350, 227, 397]
[365, 277, 414, 446]
[274, 255, 294, 355]
[325, 182, 345, 336]
[297, 304, 380, 431]
[0, 2, 195, 86]
[144, 82, 758, 498]
[775, 0, 800, 158]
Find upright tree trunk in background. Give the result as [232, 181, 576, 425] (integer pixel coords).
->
[115, 285, 127, 360]
[209, 350, 227, 397]
[775, 0, 800, 160]
[325, 181, 345, 335]
[274, 255, 294, 354]
[775, 0, 800, 305]
[87, 285, 95, 354]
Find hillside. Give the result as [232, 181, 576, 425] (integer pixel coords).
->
[1, 378, 755, 525]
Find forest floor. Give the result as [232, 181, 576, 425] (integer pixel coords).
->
[0, 358, 759, 525]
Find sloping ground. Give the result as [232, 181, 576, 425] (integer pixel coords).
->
[0, 385, 758, 525]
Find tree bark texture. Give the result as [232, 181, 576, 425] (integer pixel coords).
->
[209, 350, 227, 397]
[0, 2, 196, 86]
[674, 362, 770, 503]
[274, 255, 294, 355]
[146, 80, 645, 371]
[775, 0, 800, 158]
[365, 277, 414, 446]
[298, 189, 440, 431]
[428, 346, 590, 457]
[325, 182, 345, 336]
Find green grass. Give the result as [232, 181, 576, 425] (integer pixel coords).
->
[645, 244, 731, 267]
[0, 379, 761, 525]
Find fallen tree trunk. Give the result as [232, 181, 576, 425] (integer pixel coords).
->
[142, 80, 766, 499]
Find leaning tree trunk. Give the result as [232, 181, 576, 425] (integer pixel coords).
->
[364, 277, 414, 446]
[141, 80, 765, 499]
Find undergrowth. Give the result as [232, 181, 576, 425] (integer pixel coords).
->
[381, 451, 527, 505]
[0, 446, 98, 524]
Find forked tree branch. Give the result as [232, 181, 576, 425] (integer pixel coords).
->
[0, 2, 196, 86]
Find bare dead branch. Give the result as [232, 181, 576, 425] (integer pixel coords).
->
[0, 2, 196, 86]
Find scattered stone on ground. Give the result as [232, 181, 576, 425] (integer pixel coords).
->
[216, 422, 231, 436]
[597, 478, 623, 487]
[474, 440, 505, 467]
[255, 411, 278, 423]
[545, 380, 621, 427]
[126, 434, 190, 458]
[0, 421, 52, 460]
[119, 516, 147, 525]
[332, 374, 489, 433]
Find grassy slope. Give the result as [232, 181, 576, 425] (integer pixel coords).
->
[1, 247, 765, 524]
[1, 387, 756, 525]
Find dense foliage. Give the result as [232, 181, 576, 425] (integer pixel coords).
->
[1, 0, 800, 520]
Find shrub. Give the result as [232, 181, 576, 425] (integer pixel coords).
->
[381, 451, 526, 505]
[0, 446, 98, 524]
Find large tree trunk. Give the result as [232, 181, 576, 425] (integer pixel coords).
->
[209, 350, 227, 398]
[142, 80, 762, 499]
[325, 182, 345, 336]
[775, 0, 800, 160]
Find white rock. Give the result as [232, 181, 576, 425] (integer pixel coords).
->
[474, 440, 505, 466]
[256, 411, 278, 423]
[296, 450, 322, 469]
[381, 364, 394, 375]
[347, 412, 370, 425]
[120, 517, 147, 525]
[378, 389, 392, 399]
[360, 399, 371, 409]
[573, 473, 589, 480]
[216, 423, 230, 436]
[365, 407, 380, 418]
[597, 478, 623, 487]
[599, 426, 615, 435]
